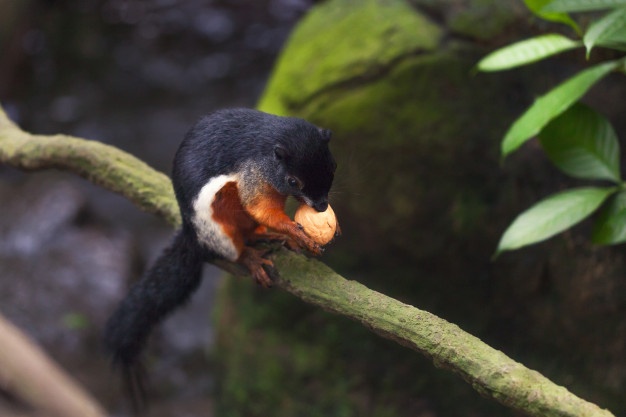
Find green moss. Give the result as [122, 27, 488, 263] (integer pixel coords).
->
[302, 51, 466, 144]
[214, 278, 380, 417]
[213, 276, 511, 417]
[258, 0, 443, 115]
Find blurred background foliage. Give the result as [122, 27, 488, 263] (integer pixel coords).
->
[1, 1, 625, 416]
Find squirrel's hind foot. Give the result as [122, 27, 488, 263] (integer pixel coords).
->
[239, 247, 275, 287]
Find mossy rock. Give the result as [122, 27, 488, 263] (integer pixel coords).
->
[215, 0, 626, 415]
[213, 277, 511, 417]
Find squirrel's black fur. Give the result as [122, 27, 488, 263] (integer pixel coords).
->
[173, 107, 335, 221]
[103, 108, 336, 410]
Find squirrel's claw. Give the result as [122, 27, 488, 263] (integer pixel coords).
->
[239, 247, 274, 287]
[288, 222, 322, 256]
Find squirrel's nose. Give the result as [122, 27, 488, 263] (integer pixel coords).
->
[313, 200, 328, 212]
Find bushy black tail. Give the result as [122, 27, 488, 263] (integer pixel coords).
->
[103, 228, 203, 412]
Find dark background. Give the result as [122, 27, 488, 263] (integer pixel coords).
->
[1, 0, 313, 415]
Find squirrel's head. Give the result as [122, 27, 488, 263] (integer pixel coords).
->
[270, 123, 336, 212]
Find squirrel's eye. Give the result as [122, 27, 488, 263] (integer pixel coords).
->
[287, 176, 303, 189]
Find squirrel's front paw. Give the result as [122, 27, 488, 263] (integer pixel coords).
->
[292, 224, 324, 256]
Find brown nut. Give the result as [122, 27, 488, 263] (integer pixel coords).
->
[294, 203, 338, 245]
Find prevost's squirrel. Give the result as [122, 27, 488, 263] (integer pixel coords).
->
[103, 108, 336, 406]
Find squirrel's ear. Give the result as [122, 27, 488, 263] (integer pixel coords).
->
[274, 144, 289, 161]
[319, 128, 332, 142]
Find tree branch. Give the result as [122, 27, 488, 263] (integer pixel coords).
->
[0, 105, 615, 417]
[0, 108, 180, 226]
[0, 314, 107, 417]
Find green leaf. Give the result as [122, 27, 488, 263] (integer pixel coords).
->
[592, 190, 626, 244]
[524, 0, 581, 33]
[543, 0, 626, 12]
[501, 60, 619, 157]
[478, 34, 582, 72]
[589, 8, 626, 52]
[584, 7, 626, 57]
[538, 103, 621, 182]
[495, 187, 616, 255]
[597, 31, 626, 51]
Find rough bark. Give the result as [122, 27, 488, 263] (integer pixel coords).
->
[0, 105, 615, 417]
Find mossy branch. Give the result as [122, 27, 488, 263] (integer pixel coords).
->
[0, 108, 180, 226]
[0, 105, 615, 417]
